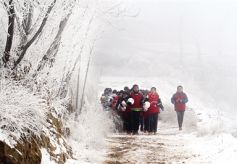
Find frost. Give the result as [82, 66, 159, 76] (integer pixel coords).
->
[0, 80, 48, 144]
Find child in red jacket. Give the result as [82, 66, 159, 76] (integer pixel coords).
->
[171, 85, 188, 130]
[145, 87, 164, 134]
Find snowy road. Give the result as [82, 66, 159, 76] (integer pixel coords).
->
[104, 126, 204, 164]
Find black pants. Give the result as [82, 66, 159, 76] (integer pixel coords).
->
[122, 113, 131, 133]
[139, 113, 144, 131]
[144, 116, 149, 132]
[176, 111, 185, 128]
[130, 111, 141, 134]
[148, 113, 158, 133]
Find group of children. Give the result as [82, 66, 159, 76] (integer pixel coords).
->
[101, 84, 189, 134]
[100, 84, 164, 135]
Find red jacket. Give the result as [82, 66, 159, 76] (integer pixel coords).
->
[147, 92, 160, 114]
[111, 95, 119, 110]
[125, 105, 131, 113]
[171, 92, 188, 112]
[130, 91, 143, 111]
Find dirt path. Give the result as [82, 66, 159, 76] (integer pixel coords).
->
[104, 128, 203, 164]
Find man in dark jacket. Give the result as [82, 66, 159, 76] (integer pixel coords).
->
[171, 85, 188, 130]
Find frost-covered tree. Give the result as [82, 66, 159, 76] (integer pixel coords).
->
[0, 0, 76, 69]
[1, 0, 15, 65]
[13, 0, 57, 69]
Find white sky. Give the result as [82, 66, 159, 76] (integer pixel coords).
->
[96, 0, 237, 76]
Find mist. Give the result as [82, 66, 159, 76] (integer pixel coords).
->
[95, 0, 237, 122]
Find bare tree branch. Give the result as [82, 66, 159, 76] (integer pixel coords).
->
[15, 14, 27, 41]
[78, 39, 96, 114]
[4, 2, 8, 9]
[56, 6, 90, 100]
[28, 13, 41, 35]
[13, 0, 56, 69]
[22, 2, 33, 35]
[35, 12, 71, 73]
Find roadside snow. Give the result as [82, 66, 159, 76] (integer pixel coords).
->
[185, 133, 237, 164]
[65, 104, 115, 164]
[41, 149, 56, 164]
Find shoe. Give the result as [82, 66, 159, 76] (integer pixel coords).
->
[132, 132, 139, 135]
[179, 127, 182, 131]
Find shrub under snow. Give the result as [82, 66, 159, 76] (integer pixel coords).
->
[0, 80, 48, 144]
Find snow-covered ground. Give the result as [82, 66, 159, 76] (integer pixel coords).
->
[104, 125, 237, 164]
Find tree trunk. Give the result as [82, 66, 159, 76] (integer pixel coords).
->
[2, 0, 15, 65]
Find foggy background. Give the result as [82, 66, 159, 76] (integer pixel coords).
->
[95, 0, 237, 118]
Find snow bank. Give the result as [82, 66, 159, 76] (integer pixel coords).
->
[183, 133, 237, 164]
[0, 79, 48, 146]
[65, 102, 114, 163]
